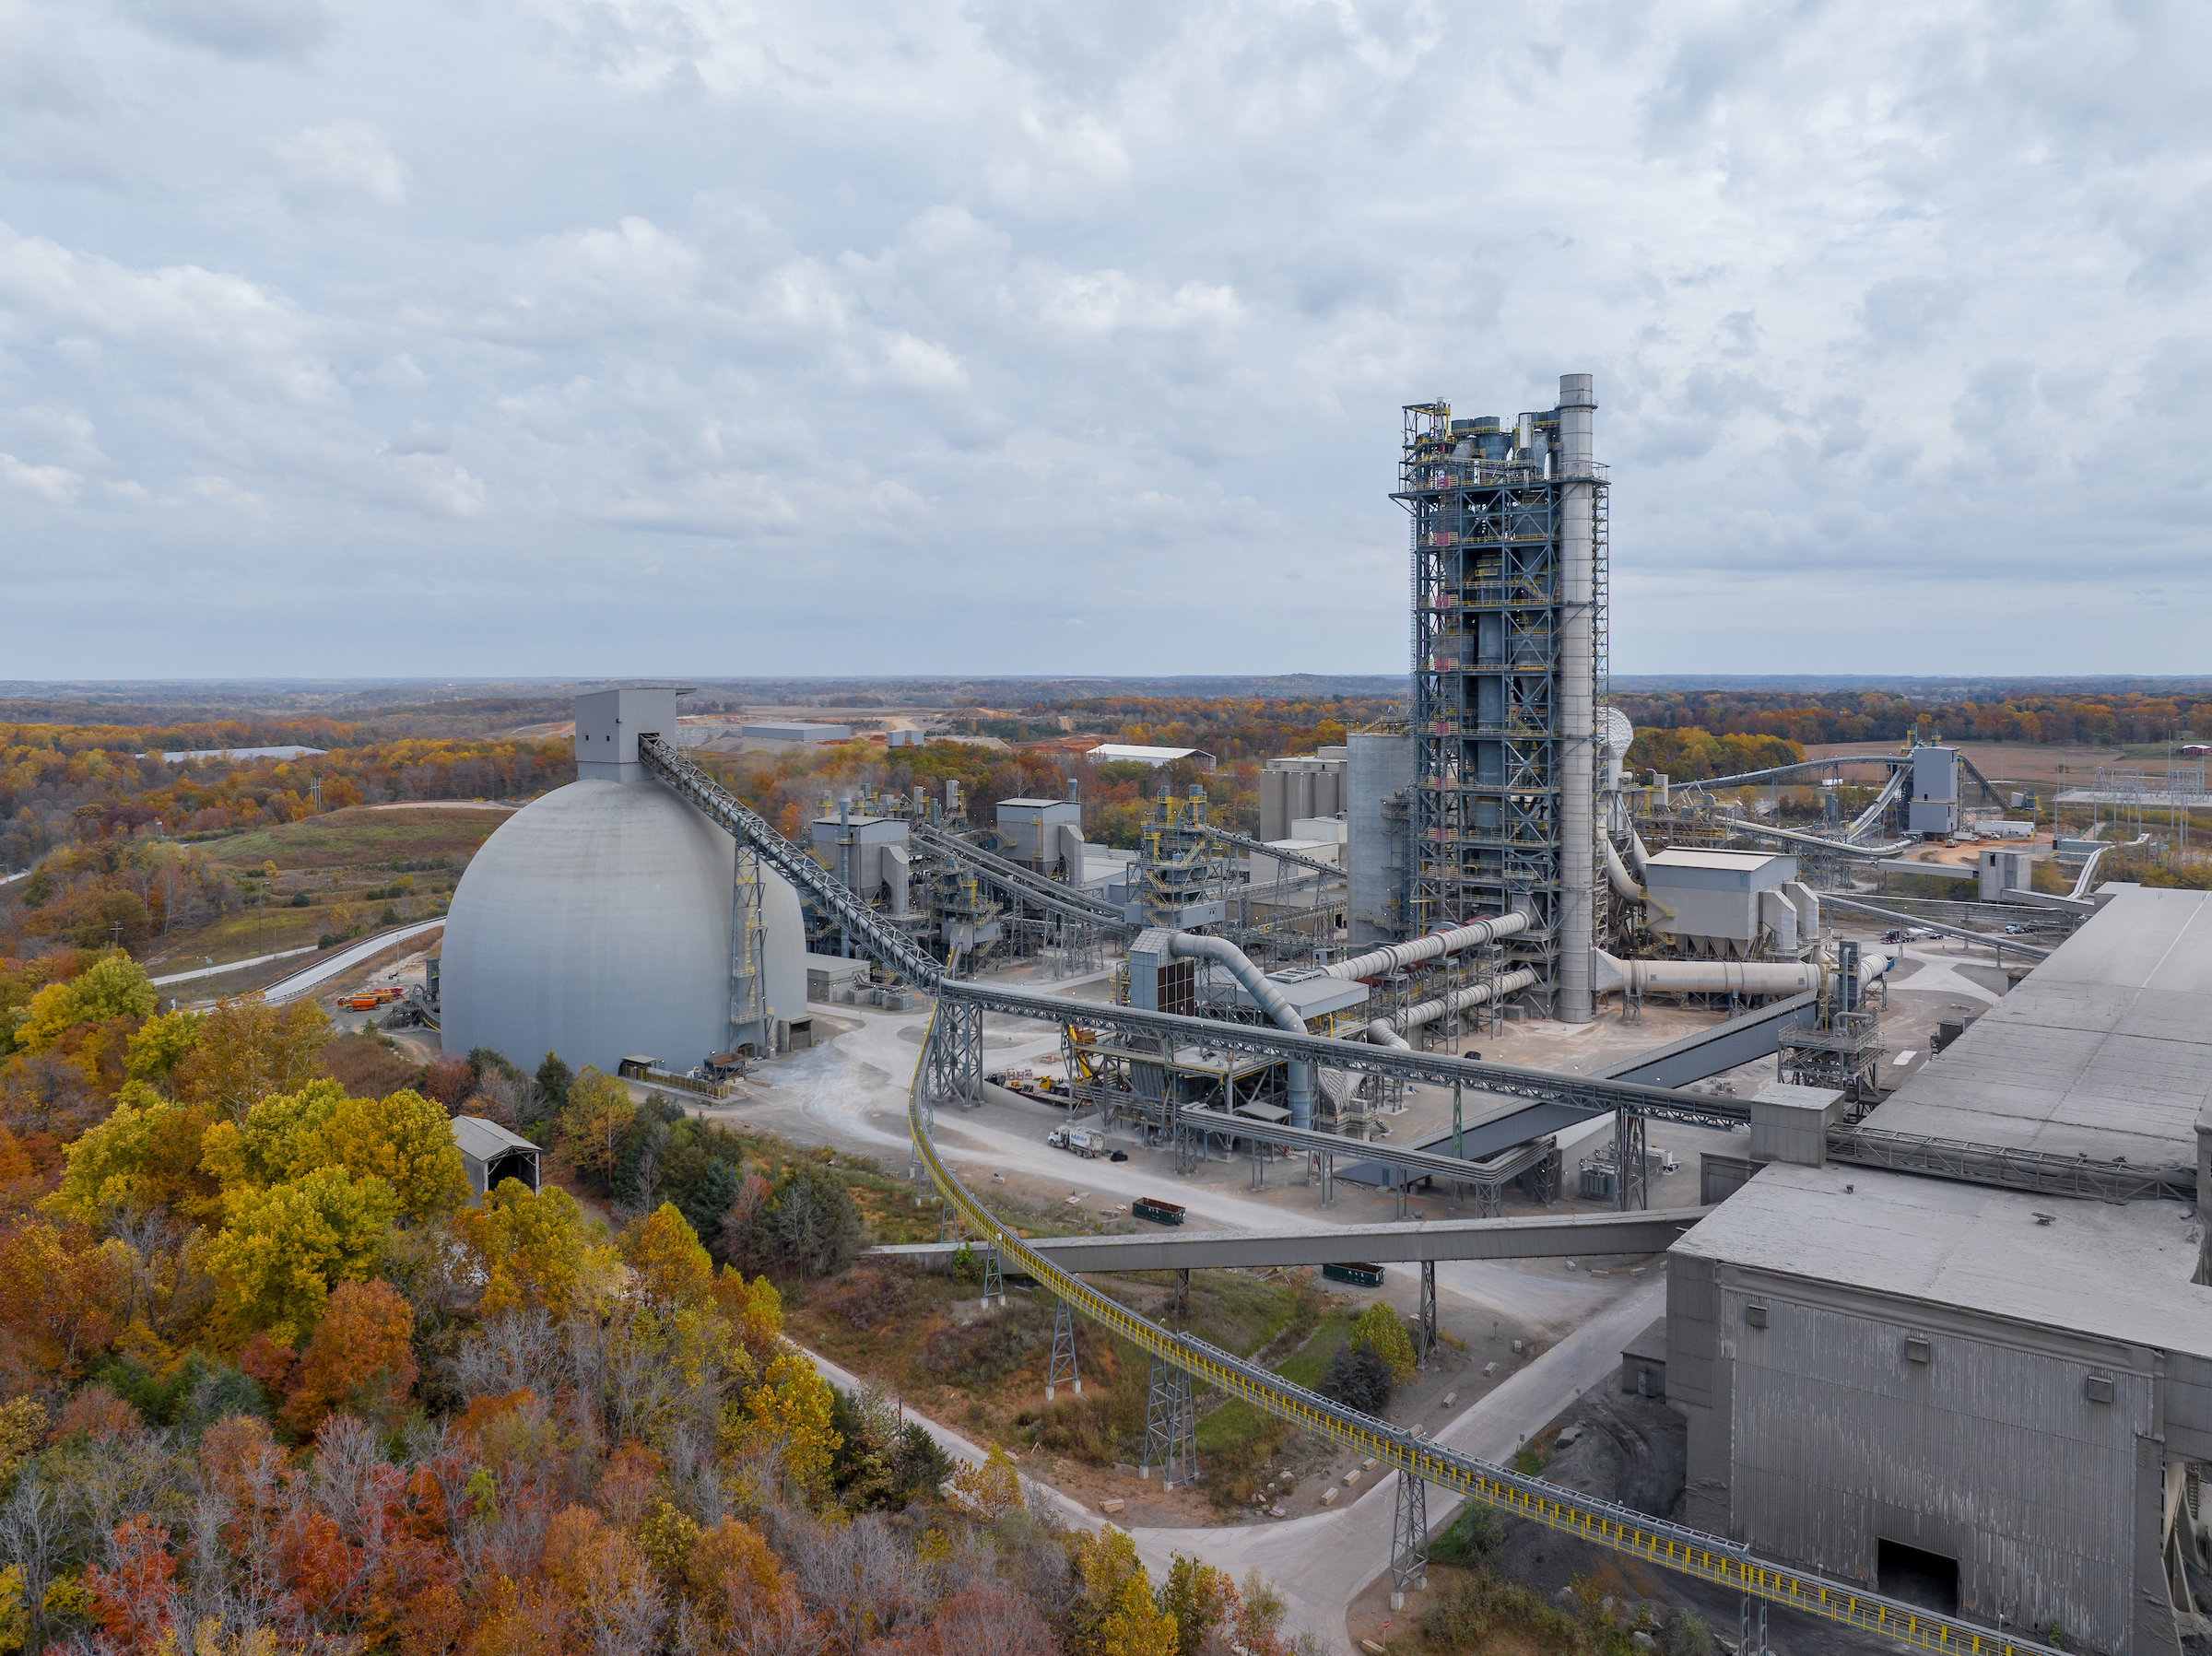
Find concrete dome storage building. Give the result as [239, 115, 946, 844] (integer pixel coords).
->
[440, 688, 806, 1077]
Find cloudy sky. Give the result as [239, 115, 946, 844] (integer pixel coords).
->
[1, 0, 2206, 680]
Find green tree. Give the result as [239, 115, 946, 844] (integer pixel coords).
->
[535, 1050, 573, 1119]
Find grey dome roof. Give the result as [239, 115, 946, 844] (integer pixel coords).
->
[441, 778, 805, 1076]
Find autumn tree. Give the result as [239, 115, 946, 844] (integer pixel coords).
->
[207, 1165, 398, 1343]
[9, 952, 157, 1054]
[1350, 1301, 1417, 1385]
[172, 996, 333, 1120]
[281, 1278, 418, 1436]
[623, 1203, 714, 1317]
[453, 1180, 614, 1319]
[1069, 1530, 1177, 1656]
[559, 1068, 634, 1192]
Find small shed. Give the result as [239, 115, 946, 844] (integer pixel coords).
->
[451, 1115, 541, 1201]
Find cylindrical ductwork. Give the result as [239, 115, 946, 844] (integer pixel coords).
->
[1602, 836, 1645, 903]
[1167, 933, 1316, 1129]
[1595, 952, 1819, 997]
[1557, 373, 1598, 1025]
[1628, 828, 1652, 880]
[1367, 968, 1539, 1046]
[1323, 910, 1529, 981]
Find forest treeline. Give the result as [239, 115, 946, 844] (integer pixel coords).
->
[1612, 689, 2212, 748]
[1, 731, 571, 873]
[0, 949, 1309, 1656]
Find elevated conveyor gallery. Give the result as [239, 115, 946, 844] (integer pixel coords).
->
[640, 733, 2068, 1654]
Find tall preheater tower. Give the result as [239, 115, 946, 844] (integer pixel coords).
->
[1395, 374, 1607, 1023]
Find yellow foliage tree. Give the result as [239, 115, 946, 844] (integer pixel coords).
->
[124, 1008, 202, 1083]
[313, 1089, 468, 1220]
[1070, 1530, 1177, 1656]
[199, 1079, 346, 1190]
[558, 1068, 634, 1188]
[624, 1204, 714, 1317]
[12, 952, 157, 1055]
[206, 1165, 397, 1344]
[1350, 1301, 1416, 1385]
[48, 1083, 180, 1221]
[949, 1445, 1022, 1521]
[453, 1180, 614, 1320]
[712, 1266, 782, 1369]
[735, 1346, 839, 1502]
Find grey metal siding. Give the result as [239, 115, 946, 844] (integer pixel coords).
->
[1724, 1284, 2147, 1650]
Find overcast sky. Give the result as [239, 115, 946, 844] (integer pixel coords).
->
[2, 1, 2206, 681]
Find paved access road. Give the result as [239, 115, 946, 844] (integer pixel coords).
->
[1123, 1277, 1665, 1650]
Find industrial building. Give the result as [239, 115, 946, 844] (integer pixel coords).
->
[1668, 885, 2212, 1650]
[740, 720, 853, 742]
[1086, 743, 1218, 771]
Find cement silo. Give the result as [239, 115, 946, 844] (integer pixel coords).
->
[441, 688, 806, 1076]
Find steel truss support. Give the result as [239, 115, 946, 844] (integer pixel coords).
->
[1045, 1298, 1081, 1400]
[1416, 1260, 1438, 1368]
[980, 1236, 1005, 1310]
[928, 997, 983, 1110]
[1740, 1595, 1768, 1655]
[1142, 1355, 1198, 1489]
[1613, 1109, 1647, 1213]
[1389, 1470, 1429, 1608]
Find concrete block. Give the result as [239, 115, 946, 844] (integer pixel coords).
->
[1321, 1487, 1340, 1507]
[1362, 1456, 1378, 1469]
[1441, 1392, 1457, 1407]
[1100, 1499, 1124, 1514]
[1343, 1469, 1362, 1486]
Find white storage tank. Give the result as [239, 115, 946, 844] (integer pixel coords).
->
[441, 688, 807, 1075]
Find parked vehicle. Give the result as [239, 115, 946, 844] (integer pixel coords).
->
[1048, 1127, 1103, 1158]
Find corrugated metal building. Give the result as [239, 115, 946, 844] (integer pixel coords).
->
[1668, 886, 2212, 1653]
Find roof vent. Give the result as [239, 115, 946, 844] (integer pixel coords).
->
[1904, 1336, 1933, 1365]
[1744, 1305, 1768, 1329]
[2085, 1374, 2114, 1403]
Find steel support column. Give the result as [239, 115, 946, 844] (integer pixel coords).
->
[1142, 1355, 1198, 1489]
[1390, 1470, 1429, 1608]
[1045, 1298, 1081, 1400]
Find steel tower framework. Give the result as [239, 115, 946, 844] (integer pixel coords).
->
[1395, 391, 1607, 1016]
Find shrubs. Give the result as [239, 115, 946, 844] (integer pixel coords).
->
[1316, 1340, 1393, 1413]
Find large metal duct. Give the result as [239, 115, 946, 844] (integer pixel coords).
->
[1593, 947, 1895, 999]
[1323, 910, 1529, 981]
[1165, 933, 1316, 1128]
[1558, 372, 1598, 1025]
[1365, 969, 1540, 1048]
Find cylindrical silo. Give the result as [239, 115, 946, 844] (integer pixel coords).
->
[1347, 733, 1412, 948]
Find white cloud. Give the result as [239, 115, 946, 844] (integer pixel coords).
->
[0, 0, 2208, 674]
[178, 475, 267, 514]
[269, 119, 407, 206]
[0, 452, 81, 503]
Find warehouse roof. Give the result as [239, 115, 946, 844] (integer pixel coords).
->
[1087, 745, 1218, 766]
[1673, 1161, 2211, 1359]
[1863, 884, 2212, 1168]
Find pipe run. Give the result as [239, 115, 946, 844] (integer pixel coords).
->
[1366, 969, 1540, 1049]
[1166, 933, 1318, 1130]
[1324, 910, 1530, 981]
[1593, 947, 1895, 999]
[1602, 836, 1646, 903]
